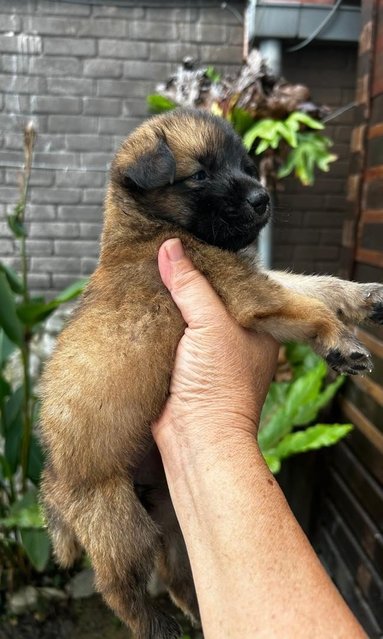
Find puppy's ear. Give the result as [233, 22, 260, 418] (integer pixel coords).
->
[123, 138, 176, 191]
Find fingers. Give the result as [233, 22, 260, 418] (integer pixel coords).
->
[158, 239, 228, 328]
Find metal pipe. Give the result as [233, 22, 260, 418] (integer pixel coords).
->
[257, 38, 282, 269]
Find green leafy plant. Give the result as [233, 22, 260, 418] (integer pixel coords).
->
[0, 124, 86, 588]
[259, 343, 352, 474]
[147, 51, 337, 187]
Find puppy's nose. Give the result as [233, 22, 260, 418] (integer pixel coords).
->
[246, 190, 270, 216]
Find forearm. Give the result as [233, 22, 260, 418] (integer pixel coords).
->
[158, 428, 367, 639]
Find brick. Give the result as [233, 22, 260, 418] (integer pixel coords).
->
[305, 211, 345, 228]
[129, 21, 177, 42]
[228, 26, 243, 46]
[200, 45, 242, 65]
[0, 239, 15, 255]
[98, 117, 140, 136]
[56, 172, 106, 188]
[48, 115, 97, 134]
[43, 37, 96, 57]
[81, 257, 98, 275]
[92, 6, 144, 19]
[30, 188, 81, 205]
[0, 14, 21, 32]
[83, 98, 121, 117]
[0, 186, 20, 202]
[32, 256, 81, 273]
[5, 168, 53, 187]
[98, 39, 149, 60]
[27, 273, 51, 289]
[26, 204, 56, 221]
[81, 257, 98, 274]
[29, 222, 80, 238]
[36, 1, 91, 16]
[29, 56, 81, 76]
[33, 152, 80, 170]
[146, 8, 197, 22]
[23, 16, 126, 38]
[97, 79, 153, 98]
[122, 99, 149, 118]
[4, 94, 31, 113]
[123, 61, 172, 80]
[31, 96, 82, 115]
[25, 239, 53, 256]
[149, 43, 199, 63]
[65, 135, 114, 152]
[83, 59, 122, 78]
[47, 77, 93, 95]
[0, 74, 46, 94]
[0, 0, 34, 12]
[1, 54, 30, 74]
[179, 23, 227, 44]
[80, 223, 102, 239]
[83, 189, 105, 204]
[321, 230, 342, 245]
[35, 134, 66, 152]
[57, 205, 101, 221]
[55, 240, 99, 256]
[80, 152, 112, 170]
[52, 273, 82, 289]
[0, 34, 42, 54]
[199, 7, 242, 25]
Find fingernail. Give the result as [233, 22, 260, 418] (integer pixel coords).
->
[165, 238, 184, 262]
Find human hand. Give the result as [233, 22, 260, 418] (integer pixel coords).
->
[152, 238, 279, 453]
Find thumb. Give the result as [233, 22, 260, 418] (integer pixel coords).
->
[158, 239, 228, 328]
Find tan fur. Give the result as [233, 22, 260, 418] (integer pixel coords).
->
[40, 110, 383, 639]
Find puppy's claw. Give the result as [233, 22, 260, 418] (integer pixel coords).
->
[325, 343, 373, 376]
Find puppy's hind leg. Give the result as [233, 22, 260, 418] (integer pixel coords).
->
[70, 476, 182, 639]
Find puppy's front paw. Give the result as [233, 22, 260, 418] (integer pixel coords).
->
[325, 336, 373, 375]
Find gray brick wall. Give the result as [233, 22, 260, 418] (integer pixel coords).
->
[0, 0, 356, 295]
[0, 0, 244, 296]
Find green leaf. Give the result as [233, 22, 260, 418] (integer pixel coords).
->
[274, 423, 353, 460]
[21, 529, 51, 571]
[0, 272, 24, 346]
[263, 453, 281, 474]
[0, 328, 17, 367]
[259, 361, 327, 451]
[17, 278, 86, 325]
[147, 94, 177, 113]
[205, 66, 221, 83]
[27, 434, 45, 485]
[53, 277, 87, 304]
[7, 214, 27, 238]
[288, 112, 324, 130]
[2, 489, 45, 529]
[4, 386, 24, 429]
[231, 107, 254, 136]
[4, 410, 23, 473]
[17, 300, 57, 325]
[0, 263, 24, 295]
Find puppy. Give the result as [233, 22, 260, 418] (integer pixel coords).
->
[40, 109, 383, 639]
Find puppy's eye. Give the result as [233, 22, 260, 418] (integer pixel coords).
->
[190, 170, 207, 181]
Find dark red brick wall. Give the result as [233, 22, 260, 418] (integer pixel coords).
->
[313, 1, 383, 635]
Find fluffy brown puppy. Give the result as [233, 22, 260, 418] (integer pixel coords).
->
[40, 109, 383, 639]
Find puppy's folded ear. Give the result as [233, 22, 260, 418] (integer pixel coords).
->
[122, 138, 176, 191]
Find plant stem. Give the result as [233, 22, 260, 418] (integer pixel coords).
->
[19, 123, 36, 492]
[20, 346, 32, 492]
